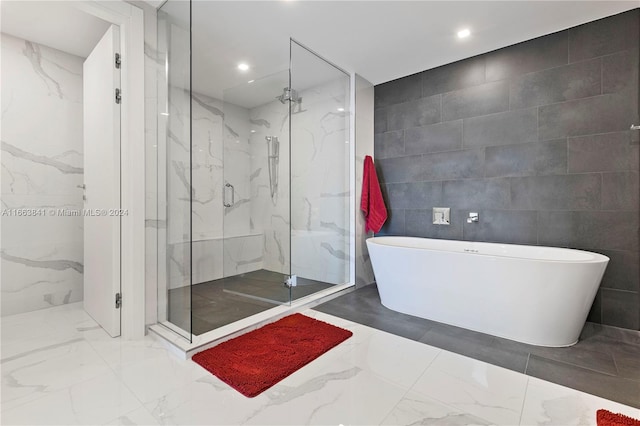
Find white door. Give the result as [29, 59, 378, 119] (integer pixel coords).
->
[83, 25, 121, 337]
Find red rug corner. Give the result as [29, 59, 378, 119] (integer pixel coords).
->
[597, 409, 640, 426]
[192, 313, 353, 398]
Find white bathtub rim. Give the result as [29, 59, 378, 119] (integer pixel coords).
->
[367, 236, 609, 264]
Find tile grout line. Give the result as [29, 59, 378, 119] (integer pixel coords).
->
[611, 350, 620, 377]
[600, 56, 603, 95]
[377, 387, 411, 425]
[518, 376, 531, 425]
[85, 336, 160, 411]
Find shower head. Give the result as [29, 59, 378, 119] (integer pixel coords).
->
[276, 87, 289, 104]
[276, 87, 301, 104]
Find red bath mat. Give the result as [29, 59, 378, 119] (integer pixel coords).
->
[597, 409, 640, 426]
[191, 313, 353, 397]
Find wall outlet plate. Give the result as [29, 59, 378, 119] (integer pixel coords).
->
[433, 207, 450, 225]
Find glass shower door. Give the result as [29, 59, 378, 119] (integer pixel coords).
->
[289, 39, 351, 300]
[220, 72, 293, 306]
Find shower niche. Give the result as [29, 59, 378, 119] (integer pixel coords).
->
[157, 1, 352, 341]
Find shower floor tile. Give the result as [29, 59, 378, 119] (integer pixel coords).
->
[2, 302, 638, 425]
[313, 284, 640, 409]
[169, 269, 334, 335]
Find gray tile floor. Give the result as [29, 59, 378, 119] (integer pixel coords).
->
[313, 284, 640, 408]
[168, 269, 333, 335]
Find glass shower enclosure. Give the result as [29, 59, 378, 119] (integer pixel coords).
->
[157, 0, 352, 341]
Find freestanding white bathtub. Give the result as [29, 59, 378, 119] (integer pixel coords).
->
[366, 237, 609, 347]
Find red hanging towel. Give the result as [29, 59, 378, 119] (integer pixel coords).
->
[361, 155, 388, 233]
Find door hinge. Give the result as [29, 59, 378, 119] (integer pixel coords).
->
[115, 292, 122, 309]
[115, 53, 121, 69]
[115, 88, 122, 104]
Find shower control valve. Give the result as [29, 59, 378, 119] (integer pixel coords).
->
[467, 212, 479, 223]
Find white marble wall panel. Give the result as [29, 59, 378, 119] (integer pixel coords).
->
[250, 78, 351, 284]
[191, 238, 223, 284]
[292, 81, 350, 284]
[291, 230, 347, 284]
[166, 241, 189, 290]
[163, 85, 262, 291]
[162, 19, 192, 301]
[249, 97, 291, 276]
[1, 33, 84, 316]
[191, 92, 259, 280]
[190, 92, 224, 242]
[167, 234, 264, 289]
[166, 87, 191, 247]
[222, 101, 252, 239]
[223, 234, 264, 277]
[189, 92, 253, 240]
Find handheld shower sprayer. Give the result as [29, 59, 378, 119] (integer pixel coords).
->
[266, 136, 279, 200]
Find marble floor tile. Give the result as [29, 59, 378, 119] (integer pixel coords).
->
[381, 390, 492, 425]
[83, 328, 172, 370]
[104, 407, 161, 426]
[1, 339, 113, 412]
[144, 375, 271, 425]
[2, 302, 639, 426]
[411, 351, 529, 425]
[244, 364, 408, 426]
[114, 347, 209, 405]
[1, 371, 141, 425]
[520, 376, 640, 426]
[337, 326, 441, 388]
[0, 302, 93, 359]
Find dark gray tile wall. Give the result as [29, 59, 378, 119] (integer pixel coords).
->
[373, 9, 640, 331]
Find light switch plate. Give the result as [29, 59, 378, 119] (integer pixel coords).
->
[433, 207, 450, 225]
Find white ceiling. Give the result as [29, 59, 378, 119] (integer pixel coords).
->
[1, 1, 111, 58]
[179, 0, 639, 105]
[2, 1, 636, 104]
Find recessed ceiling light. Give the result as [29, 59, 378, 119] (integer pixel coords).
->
[457, 28, 471, 39]
[237, 63, 250, 71]
[247, 79, 255, 83]
[250, 130, 256, 133]
[337, 107, 345, 112]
